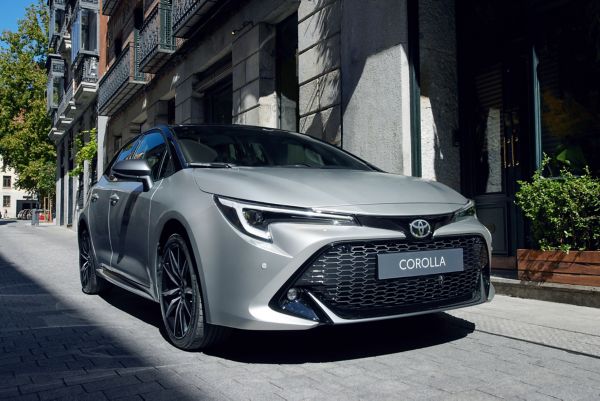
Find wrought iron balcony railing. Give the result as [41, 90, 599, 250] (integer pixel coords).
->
[98, 37, 146, 116]
[56, 82, 74, 129]
[74, 54, 99, 106]
[139, 0, 176, 73]
[172, 0, 217, 38]
[102, 0, 119, 16]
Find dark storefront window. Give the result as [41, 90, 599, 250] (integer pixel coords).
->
[536, 0, 600, 176]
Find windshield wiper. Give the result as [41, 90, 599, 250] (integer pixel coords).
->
[188, 162, 235, 169]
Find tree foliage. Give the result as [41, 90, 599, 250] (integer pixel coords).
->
[0, 0, 55, 198]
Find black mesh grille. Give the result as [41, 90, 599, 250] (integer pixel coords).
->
[294, 236, 488, 319]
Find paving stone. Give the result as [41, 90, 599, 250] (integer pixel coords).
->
[1, 221, 600, 401]
[82, 375, 141, 393]
[103, 380, 164, 399]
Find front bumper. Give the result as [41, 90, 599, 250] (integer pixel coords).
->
[194, 203, 493, 331]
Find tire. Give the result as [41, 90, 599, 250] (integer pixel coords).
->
[158, 233, 229, 350]
[79, 228, 108, 294]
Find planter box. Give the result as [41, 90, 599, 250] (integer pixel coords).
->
[517, 249, 600, 287]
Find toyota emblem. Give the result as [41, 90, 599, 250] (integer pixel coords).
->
[409, 219, 431, 239]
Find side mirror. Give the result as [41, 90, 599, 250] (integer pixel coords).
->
[112, 159, 153, 192]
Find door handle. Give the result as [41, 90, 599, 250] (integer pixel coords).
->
[504, 137, 512, 168]
[512, 136, 519, 166]
[110, 194, 120, 205]
[91, 193, 99, 202]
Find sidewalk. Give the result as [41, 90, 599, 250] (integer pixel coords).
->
[491, 269, 600, 308]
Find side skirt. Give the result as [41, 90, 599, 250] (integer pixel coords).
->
[97, 263, 157, 302]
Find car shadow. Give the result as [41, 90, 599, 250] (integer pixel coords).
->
[100, 285, 163, 328]
[208, 312, 475, 363]
[0, 219, 16, 226]
[99, 286, 476, 363]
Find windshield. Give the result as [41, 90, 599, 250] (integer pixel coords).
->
[170, 126, 374, 170]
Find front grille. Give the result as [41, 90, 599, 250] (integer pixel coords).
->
[294, 236, 488, 319]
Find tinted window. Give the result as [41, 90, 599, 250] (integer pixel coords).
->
[171, 126, 372, 170]
[133, 132, 168, 181]
[104, 136, 140, 178]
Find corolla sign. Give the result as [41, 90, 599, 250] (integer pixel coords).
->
[378, 249, 464, 279]
[399, 255, 446, 270]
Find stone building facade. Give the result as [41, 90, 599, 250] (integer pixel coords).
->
[47, 0, 600, 267]
[47, 0, 107, 227]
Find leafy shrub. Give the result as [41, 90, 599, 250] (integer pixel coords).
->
[515, 157, 600, 251]
[69, 129, 97, 178]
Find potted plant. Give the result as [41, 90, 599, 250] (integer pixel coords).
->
[515, 157, 600, 286]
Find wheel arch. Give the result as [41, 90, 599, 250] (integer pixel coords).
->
[153, 215, 212, 320]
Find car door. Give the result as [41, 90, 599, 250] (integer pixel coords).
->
[89, 137, 140, 268]
[108, 131, 170, 287]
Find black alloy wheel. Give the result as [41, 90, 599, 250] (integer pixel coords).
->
[158, 233, 229, 350]
[79, 229, 107, 294]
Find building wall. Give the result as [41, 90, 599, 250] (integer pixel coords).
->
[297, 0, 342, 144]
[105, 0, 298, 157]
[100, 0, 462, 188]
[341, 0, 412, 174]
[0, 158, 30, 218]
[419, 0, 461, 190]
[296, 0, 413, 174]
[48, 0, 107, 229]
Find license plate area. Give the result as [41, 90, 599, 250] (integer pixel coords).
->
[377, 248, 464, 280]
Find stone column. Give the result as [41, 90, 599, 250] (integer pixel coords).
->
[297, 0, 342, 144]
[340, 0, 412, 174]
[232, 23, 277, 127]
[176, 76, 205, 124]
[97, 116, 108, 175]
[418, 0, 460, 190]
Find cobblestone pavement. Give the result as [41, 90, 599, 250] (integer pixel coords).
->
[0, 220, 599, 401]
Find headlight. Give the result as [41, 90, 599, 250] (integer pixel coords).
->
[453, 200, 477, 221]
[215, 196, 357, 241]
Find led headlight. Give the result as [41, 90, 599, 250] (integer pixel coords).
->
[215, 196, 357, 241]
[453, 200, 477, 221]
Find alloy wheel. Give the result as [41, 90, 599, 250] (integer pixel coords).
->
[79, 230, 92, 288]
[160, 240, 195, 339]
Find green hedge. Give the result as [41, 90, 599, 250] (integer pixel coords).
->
[515, 158, 600, 251]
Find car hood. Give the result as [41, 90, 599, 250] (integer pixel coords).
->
[191, 168, 467, 213]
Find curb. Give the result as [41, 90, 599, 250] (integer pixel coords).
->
[491, 276, 600, 308]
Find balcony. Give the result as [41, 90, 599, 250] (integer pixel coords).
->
[48, 0, 66, 51]
[56, 83, 75, 130]
[98, 39, 147, 116]
[46, 56, 65, 114]
[139, 1, 176, 73]
[102, 0, 119, 16]
[48, 126, 65, 142]
[56, 13, 71, 58]
[74, 54, 99, 106]
[172, 0, 217, 38]
[80, 0, 99, 7]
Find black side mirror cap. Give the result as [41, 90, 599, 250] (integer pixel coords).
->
[112, 159, 153, 192]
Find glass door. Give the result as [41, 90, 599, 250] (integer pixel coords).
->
[458, 0, 531, 256]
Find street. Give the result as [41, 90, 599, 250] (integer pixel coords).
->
[0, 220, 599, 401]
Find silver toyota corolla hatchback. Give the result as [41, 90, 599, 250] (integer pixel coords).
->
[78, 124, 494, 350]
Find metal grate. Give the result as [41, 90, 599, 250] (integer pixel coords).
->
[295, 236, 488, 319]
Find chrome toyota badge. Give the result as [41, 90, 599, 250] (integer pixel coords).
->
[409, 219, 431, 239]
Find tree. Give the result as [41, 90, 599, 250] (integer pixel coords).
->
[0, 0, 55, 201]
